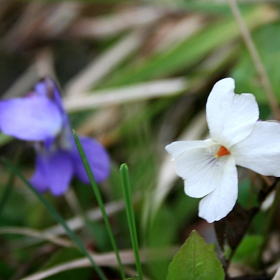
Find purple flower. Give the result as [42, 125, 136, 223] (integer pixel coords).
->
[0, 90, 62, 141]
[0, 78, 110, 195]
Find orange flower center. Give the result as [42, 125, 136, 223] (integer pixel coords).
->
[215, 145, 230, 158]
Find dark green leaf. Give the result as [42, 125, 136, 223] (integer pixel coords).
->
[166, 231, 224, 280]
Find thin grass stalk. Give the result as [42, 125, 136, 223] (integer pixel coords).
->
[72, 130, 126, 279]
[120, 164, 143, 280]
[1, 157, 107, 280]
[227, 0, 279, 120]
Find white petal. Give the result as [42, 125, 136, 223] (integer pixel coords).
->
[232, 121, 280, 176]
[198, 156, 238, 223]
[165, 139, 214, 160]
[206, 78, 259, 148]
[174, 144, 234, 198]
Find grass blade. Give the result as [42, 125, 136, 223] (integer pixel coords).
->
[1, 157, 107, 280]
[72, 129, 126, 279]
[120, 164, 143, 280]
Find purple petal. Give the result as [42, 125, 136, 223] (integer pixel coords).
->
[36, 78, 72, 134]
[35, 77, 64, 113]
[30, 150, 74, 196]
[30, 156, 49, 194]
[72, 136, 110, 183]
[0, 96, 63, 141]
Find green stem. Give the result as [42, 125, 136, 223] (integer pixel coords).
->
[120, 164, 143, 280]
[72, 130, 125, 279]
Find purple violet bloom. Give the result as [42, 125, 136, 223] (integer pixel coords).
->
[0, 77, 110, 196]
[0, 90, 62, 141]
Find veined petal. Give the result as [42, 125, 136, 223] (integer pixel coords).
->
[72, 136, 110, 183]
[0, 97, 63, 141]
[206, 78, 259, 147]
[198, 156, 238, 223]
[165, 139, 214, 160]
[30, 151, 74, 196]
[232, 121, 280, 176]
[174, 144, 234, 198]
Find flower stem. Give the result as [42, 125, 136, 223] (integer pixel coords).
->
[227, 0, 280, 120]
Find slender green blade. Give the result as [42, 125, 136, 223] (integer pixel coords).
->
[72, 130, 125, 279]
[120, 164, 143, 280]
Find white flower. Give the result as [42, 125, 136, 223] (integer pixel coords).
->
[166, 78, 280, 223]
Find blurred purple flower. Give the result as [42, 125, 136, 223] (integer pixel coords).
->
[0, 78, 110, 195]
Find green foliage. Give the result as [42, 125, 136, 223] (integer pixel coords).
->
[0, 260, 13, 279]
[100, 7, 263, 89]
[2, 158, 107, 280]
[231, 22, 280, 106]
[232, 235, 263, 269]
[40, 248, 91, 280]
[0, 133, 12, 146]
[237, 178, 258, 208]
[166, 231, 224, 280]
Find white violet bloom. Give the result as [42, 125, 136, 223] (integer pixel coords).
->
[166, 77, 280, 223]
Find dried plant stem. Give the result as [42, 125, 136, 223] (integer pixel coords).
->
[0, 227, 73, 247]
[65, 30, 145, 96]
[44, 198, 127, 236]
[22, 248, 177, 280]
[227, 0, 279, 119]
[64, 78, 187, 112]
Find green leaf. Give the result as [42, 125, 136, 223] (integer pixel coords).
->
[232, 235, 263, 269]
[125, 277, 139, 280]
[166, 231, 224, 280]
